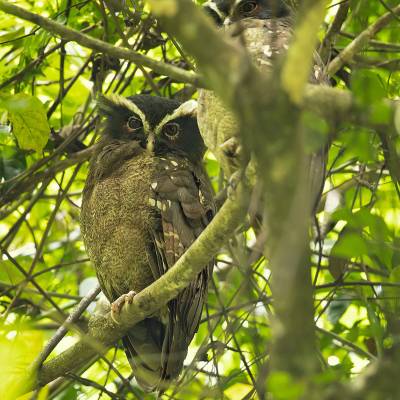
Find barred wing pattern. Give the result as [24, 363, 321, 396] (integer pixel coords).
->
[124, 154, 215, 391]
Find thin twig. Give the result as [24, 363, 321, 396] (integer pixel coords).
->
[0, 1, 201, 86]
[328, 5, 400, 75]
[32, 284, 101, 368]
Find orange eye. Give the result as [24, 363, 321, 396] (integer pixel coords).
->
[127, 116, 142, 131]
[238, 1, 258, 15]
[163, 122, 180, 140]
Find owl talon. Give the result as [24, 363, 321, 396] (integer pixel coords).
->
[111, 290, 137, 323]
[227, 171, 242, 200]
[220, 137, 242, 164]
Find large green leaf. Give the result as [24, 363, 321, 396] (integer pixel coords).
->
[0, 93, 50, 152]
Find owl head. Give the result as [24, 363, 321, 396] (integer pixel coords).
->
[204, 0, 291, 25]
[98, 94, 206, 163]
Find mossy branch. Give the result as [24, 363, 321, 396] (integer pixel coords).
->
[31, 186, 248, 391]
[328, 4, 400, 75]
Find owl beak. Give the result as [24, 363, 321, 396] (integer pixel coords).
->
[224, 17, 232, 26]
[146, 132, 155, 153]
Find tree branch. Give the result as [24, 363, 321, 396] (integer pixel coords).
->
[32, 285, 101, 368]
[5, 1, 400, 396]
[0, 1, 201, 86]
[147, 0, 400, 383]
[319, 1, 350, 62]
[328, 4, 400, 75]
[28, 185, 247, 391]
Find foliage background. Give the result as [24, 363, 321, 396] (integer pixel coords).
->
[0, 0, 400, 399]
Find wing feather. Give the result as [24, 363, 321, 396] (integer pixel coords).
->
[124, 154, 214, 391]
[146, 155, 215, 380]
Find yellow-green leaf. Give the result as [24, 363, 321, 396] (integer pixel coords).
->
[0, 324, 44, 399]
[224, 383, 253, 400]
[0, 93, 50, 152]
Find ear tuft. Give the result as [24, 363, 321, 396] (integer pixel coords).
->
[97, 94, 134, 116]
[178, 99, 197, 117]
[203, 1, 226, 26]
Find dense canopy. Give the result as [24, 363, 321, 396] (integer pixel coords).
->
[0, 1, 400, 399]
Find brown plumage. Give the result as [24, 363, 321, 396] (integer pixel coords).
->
[200, 1, 330, 209]
[81, 94, 215, 391]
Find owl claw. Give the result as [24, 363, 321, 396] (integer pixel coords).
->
[220, 137, 242, 164]
[227, 171, 242, 200]
[111, 290, 137, 323]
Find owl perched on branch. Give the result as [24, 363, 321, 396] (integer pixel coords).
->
[200, 0, 329, 206]
[80, 94, 215, 391]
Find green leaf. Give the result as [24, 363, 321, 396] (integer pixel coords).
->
[351, 70, 386, 106]
[0, 93, 50, 152]
[224, 383, 253, 400]
[370, 101, 392, 125]
[0, 323, 44, 400]
[331, 232, 368, 259]
[0, 27, 25, 44]
[53, 385, 79, 400]
[362, 299, 384, 357]
[327, 293, 352, 325]
[0, 145, 27, 182]
[339, 127, 378, 163]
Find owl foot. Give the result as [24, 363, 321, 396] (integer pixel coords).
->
[111, 290, 137, 323]
[220, 137, 243, 168]
[227, 170, 242, 200]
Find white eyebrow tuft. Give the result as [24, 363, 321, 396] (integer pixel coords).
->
[154, 99, 197, 136]
[104, 94, 151, 134]
[204, 0, 226, 20]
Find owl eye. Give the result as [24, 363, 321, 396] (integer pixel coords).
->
[127, 116, 142, 131]
[238, 0, 258, 15]
[163, 122, 180, 140]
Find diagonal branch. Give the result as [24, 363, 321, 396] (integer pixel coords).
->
[29, 185, 248, 392]
[319, 1, 350, 62]
[0, 1, 201, 86]
[32, 285, 101, 369]
[147, 0, 400, 391]
[328, 4, 400, 75]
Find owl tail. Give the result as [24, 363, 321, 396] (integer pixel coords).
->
[122, 316, 189, 392]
